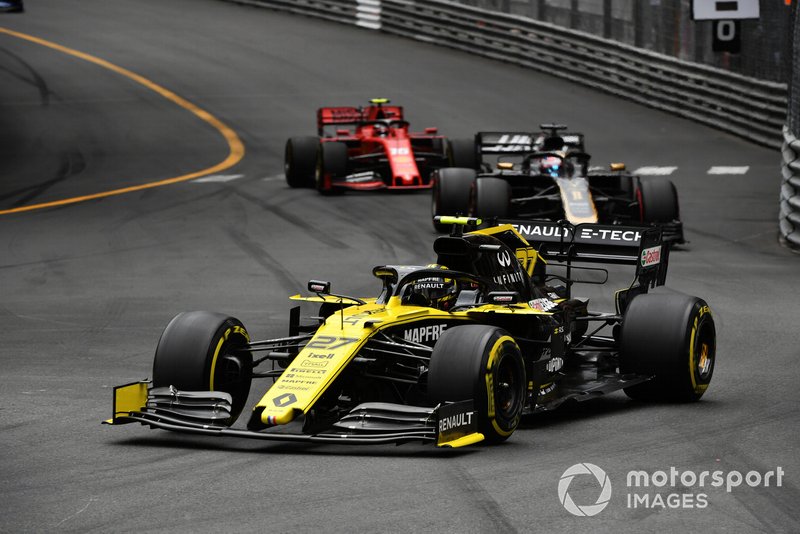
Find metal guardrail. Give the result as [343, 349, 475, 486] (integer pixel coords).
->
[227, 0, 787, 149]
[780, 127, 800, 249]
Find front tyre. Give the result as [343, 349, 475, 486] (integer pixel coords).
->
[152, 311, 253, 424]
[638, 177, 679, 223]
[620, 294, 716, 402]
[315, 141, 347, 195]
[428, 325, 526, 443]
[284, 136, 319, 188]
[447, 138, 478, 169]
[471, 177, 511, 219]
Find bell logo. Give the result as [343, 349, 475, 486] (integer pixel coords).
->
[558, 463, 612, 517]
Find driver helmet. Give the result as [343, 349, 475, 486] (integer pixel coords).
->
[539, 156, 574, 178]
[372, 119, 392, 137]
[402, 265, 458, 311]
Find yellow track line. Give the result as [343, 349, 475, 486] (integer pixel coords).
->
[0, 27, 245, 215]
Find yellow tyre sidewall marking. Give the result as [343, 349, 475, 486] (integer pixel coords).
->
[209, 325, 249, 391]
[0, 27, 245, 215]
[485, 334, 520, 438]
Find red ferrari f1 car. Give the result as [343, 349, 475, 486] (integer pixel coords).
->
[285, 99, 450, 194]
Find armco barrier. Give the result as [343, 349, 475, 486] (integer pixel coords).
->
[780, 127, 800, 249]
[227, 0, 787, 149]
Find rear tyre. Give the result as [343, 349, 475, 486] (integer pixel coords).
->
[315, 142, 347, 196]
[152, 311, 253, 424]
[471, 177, 511, 219]
[620, 294, 715, 402]
[638, 178, 679, 223]
[284, 136, 319, 188]
[448, 138, 478, 169]
[432, 168, 476, 232]
[428, 325, 526, 443]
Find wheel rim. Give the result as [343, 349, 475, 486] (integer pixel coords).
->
[284, 144, 292, 177]
[315, 156, 324, 190]
[494, 351, 523, 420]
[694, 319, 715, 382]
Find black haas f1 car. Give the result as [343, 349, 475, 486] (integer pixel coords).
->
[106, 218, 715, 448]
[284, 98, 449, 194]
[433, 124, 684, 244]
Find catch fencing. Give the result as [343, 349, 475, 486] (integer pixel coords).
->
[780, 4, 799, 249]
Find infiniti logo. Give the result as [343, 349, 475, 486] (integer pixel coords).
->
[497, 250, 512, 267]
[558, 463, 612, 517]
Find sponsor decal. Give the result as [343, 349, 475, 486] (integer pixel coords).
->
[272, 392, 297, 408]
[497, 250, 512, 268]
[493, 271, 524, 285]
[307, 352, 335, 359]
[436, 400, 477, 445]
[345, 171, 379, 183]
[539, 383, 557, 395]
[512, 223, 573, 239]
[301, 360, 328, 368]
[548, 292, 562, 300]
[579, 227, 641, 243]
[640, 245, 661, 267]
[529, 298, 558, 312]
[403, 324, 448, 344]
[482, 134, 534, 152]
[439, 410, 474, 433]
[545, 357, 564, 373]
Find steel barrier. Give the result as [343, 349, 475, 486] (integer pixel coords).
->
[227, 0, 787, 149]
[780, 127, 800, 249]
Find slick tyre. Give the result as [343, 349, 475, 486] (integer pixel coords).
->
[428, 325, 526, 443]
[471, 177, 511, 219]
[152, 311, 253, 424]
[432, 168, 476, 232]
[638, 178, 679, 223]
[284, 136, 319, 188]
[315, 141, 347, 195]
[447, 138, 478, 169]
[620, 294, 716, 402]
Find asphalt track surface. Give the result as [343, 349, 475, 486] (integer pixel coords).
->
[1, 1, 798, 532]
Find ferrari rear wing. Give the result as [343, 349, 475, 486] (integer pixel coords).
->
[496, 219, 669, 287]
[317, 105, 404, 135]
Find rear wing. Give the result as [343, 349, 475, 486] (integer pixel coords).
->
[317, 105, 404, 135]
[476, 131, 586, 156]
[496, 219, 668, 288]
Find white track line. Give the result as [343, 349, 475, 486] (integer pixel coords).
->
[194, 174, 244, 183]
[707, 166, 749, 175]
[632, 166, 678, 176]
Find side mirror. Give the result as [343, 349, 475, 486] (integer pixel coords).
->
[609, 162, 626, 171]
[308, 280, 331, 294]
[424, 127, 438, 134]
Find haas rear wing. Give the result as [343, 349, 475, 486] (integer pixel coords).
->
[477, 130, 585, 156]
[497, 219, 668, 288]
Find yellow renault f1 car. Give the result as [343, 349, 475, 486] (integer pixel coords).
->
[106, 218, 716, 447]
